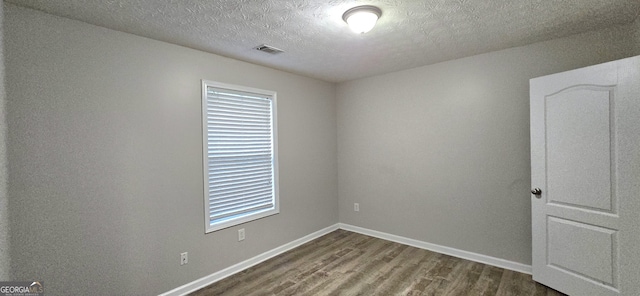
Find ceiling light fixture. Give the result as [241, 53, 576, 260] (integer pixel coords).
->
[342, 5, 382, 34]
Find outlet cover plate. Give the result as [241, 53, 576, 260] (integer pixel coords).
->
[180, 252, 188, 265]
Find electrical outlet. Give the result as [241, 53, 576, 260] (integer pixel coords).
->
[180, 252, 188, 265]
[354, 203, 359, 212]
[238, 228, 245, 241]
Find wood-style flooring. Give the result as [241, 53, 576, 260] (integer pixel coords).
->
[191, 229, 565, 296]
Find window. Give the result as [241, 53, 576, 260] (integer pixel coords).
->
[202, 80, 279, 233]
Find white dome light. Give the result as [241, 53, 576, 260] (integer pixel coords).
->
[342, 5, 382, 34]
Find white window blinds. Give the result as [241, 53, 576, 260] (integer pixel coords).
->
[202, 81, 279, 233]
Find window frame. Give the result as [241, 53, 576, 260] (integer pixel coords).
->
[201, 80, 280, 233]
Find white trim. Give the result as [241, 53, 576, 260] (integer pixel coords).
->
[161, 223, 532, 295]
[201, 80, 277, 98]
[201, 79, 280, 233]
[338, 223, 532, 274]
[159, 224, 339, 296]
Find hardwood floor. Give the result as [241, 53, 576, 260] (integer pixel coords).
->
[191, 230, 565, 296]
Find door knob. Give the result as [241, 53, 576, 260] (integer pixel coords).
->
[531, 188, 542, 196]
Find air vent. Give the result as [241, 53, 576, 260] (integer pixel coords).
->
[255, 44, 284, 55]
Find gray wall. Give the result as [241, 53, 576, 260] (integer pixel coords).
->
[337, 21, 640, 265]
[5, 1, 640, 294]
[0, 1, 10, 280]
[635, 17, 640, 49]
[5, 4, 337, 295]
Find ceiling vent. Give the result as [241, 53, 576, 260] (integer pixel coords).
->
[255, 44, 284, 55]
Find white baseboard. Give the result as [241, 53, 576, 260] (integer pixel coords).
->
[338, 223, 532, 274]
[161, 222, 531, 295]
[159, 224, 339, 296]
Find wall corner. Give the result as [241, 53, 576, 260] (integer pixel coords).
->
[0, 0, 11, 280]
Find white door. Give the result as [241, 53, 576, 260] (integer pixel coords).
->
[530, 55, 640, 296]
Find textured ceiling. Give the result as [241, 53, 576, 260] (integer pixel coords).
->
[6, 0, 640, 82]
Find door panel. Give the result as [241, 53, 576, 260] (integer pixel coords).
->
[545, 87, 613, 212]
[547, 217, 616, 287]
[530, 55, 640, 296]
